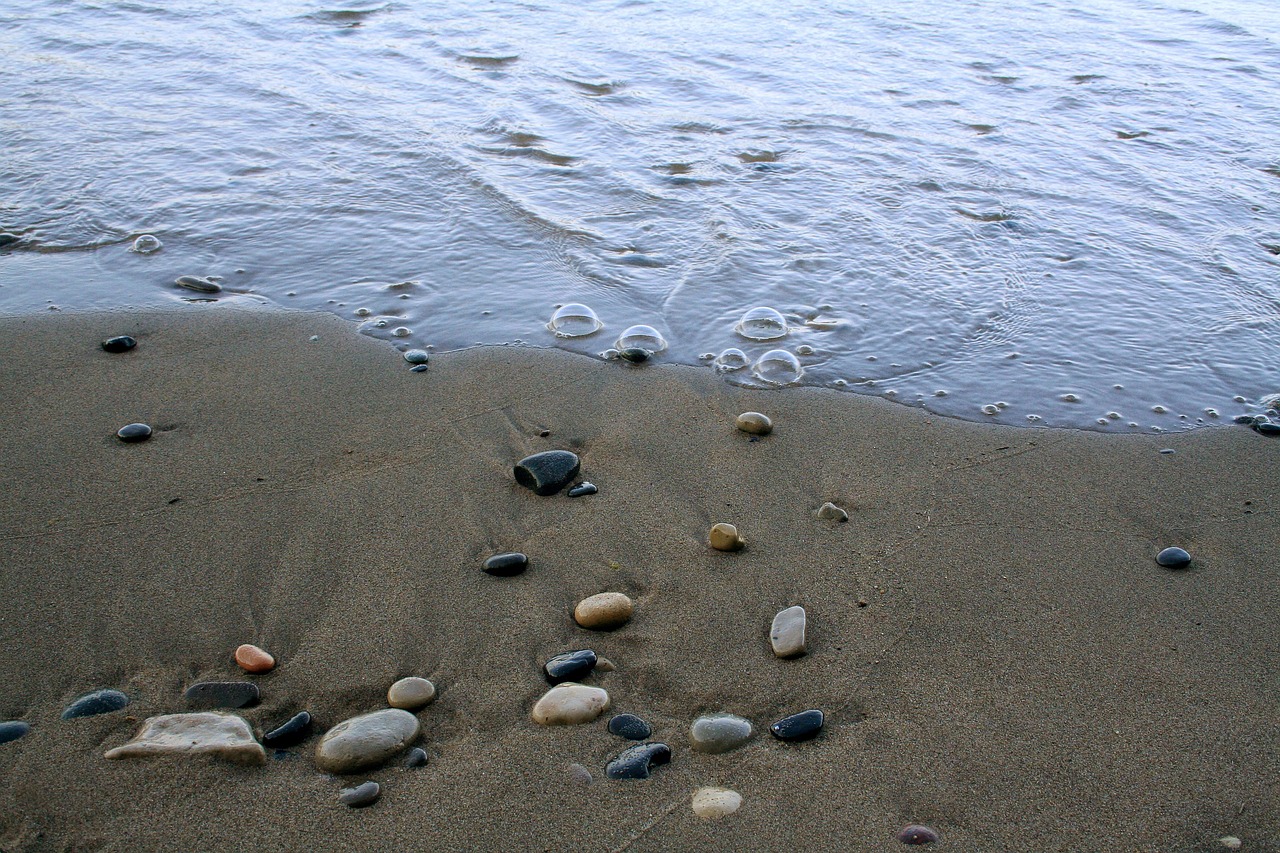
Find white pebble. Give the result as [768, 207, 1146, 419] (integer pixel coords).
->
[691, 787, 742, 819]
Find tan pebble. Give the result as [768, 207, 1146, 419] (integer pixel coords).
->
[531, 683, 610, 725]
[567, 762, 594, 785]
[815, 502, 848, 522]
[594, 657, 616, 672]
[234, 644, 275, 674]
[692, 787, 742, 819]
[387, 676, 436, 710]
[771, 605, 807, 658]
[709, 522, 744, 552]
[735, 412, 772, 435]
[573, 592, 633, 630]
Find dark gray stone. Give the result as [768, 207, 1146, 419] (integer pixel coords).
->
[409, 364, 429, 373]
[174, 275, 221, 293]
[482, 552, 528, 577]
[102, 336, 137, 353]
[0, 233, 19, 248]
[514, 450, 580, 496]
[0, 721, 31, 744]
[339, 780, 381, 808]
[1256, 422, 1280, 436]
[263, 711, 311, 748]
[607, 714, 651, 741]
[544, 649, 597, 684]
[61, 689, 129, 719]
[404, 747, 428, 767]
[403, 349, 429, 365]
[619, 347, 650, 364]
[769, 709, 824, 742]
[567, 482, 598, 497]
[116, 423, 152, 442]
[1156, 547, 1192, 569]
[897, 825, 940, 845]
[184, 681, 259, 709]
[606, 742, 671, 779]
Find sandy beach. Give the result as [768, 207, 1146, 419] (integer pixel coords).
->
[0, 304, 1275, 852]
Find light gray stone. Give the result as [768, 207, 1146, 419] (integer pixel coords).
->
[816, 502, 848, 522]
[531, 683, 610, 725]
[104, 712, 265, 765]
[315, 709, 420, 773]
[387, 677, 436, 710]
[689, 713, 753, 754]
[771, 605, 807, 658]
[692, 787, 742, 819]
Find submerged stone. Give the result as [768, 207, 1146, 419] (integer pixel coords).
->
[62, 689, 129, 719]
[770, 709, 824, 742]
[387, 677, 436, 710]
[116, 423, 152, 442]
[262, 711, 312, 748]
[573, 592, 634, 630]
[607, 713, 652, 741]
[315, 709, 420, 774]
[104, 712, 265, 765]
[0, 232, 19, 248]
[771, 605, 808, 658]
[409, 364, 429, 373]
[1256, 421, 1280, 436]
[184, 681, 259, 709]
[482, 552, 528, 577]
[619, 347, 650, 364]
[339, 780, 381, 808]
[692, 787, 742, 819]
[514, 450, 580, 496]
[0, 721, 31, 744]
[174, 275, 221, 294]
[567, 482, 598, 497]
[897, 824, 940, 845]
[605, 742, 671, 779]
[543, 649, 597, 684]
[1156, 547, 1192, 569]
[531, 683, 610, 725]
[689, 713, 753, 754]
[101, 335, 137, 354]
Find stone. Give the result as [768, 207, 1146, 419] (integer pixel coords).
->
[339, 781, 381, 808]
[185, 681, 260, 709]
[387, 677, 436, 710]
[403, 349, 429, 365]
[816, 502, 848, 522]
[174, 275, 221, 293]
[1156, 547, 1192, 569]
[897, 824, 940, 845]
[735, 412, 773, 435]
[514, 450, 580, 496]
[1256, 421, 1280, 436]
[0, 721, 31, 744]
[689, 713, 752, 754]
[595, 657, 616, 672]
[543, 649, 597, 684]
[62, 689, 129, 719]
[567, 762, 593, 785]
[104, 712, 265, 765]
[573, 592, 634, 630]
[116, 423, 152, 442]
[692, 787, 742, 819]
[235, 644, 275, 673]
[605, 742, 671, 779]
[608, 713, 652, 741]
[770, 709, 824, 742]
[101, 335, 137, 354]
[567, 482, 598, 497]
[531, 683, 610, 725]
[409, 364, 429, 373]
[709, 523, 744, 552]
[771, 605, 807, 658]
[262, 711, 311, 748]
[0, 232, 20, 248]
[482, 552, 528, 577]
[404, 747, 429, 767]
[315, 709, 420, 773]
[619, 347, 650, 364]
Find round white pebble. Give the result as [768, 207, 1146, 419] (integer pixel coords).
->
[692, 787, 742, 819]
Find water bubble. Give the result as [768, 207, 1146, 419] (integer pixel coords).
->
[599, 348, 620, 361]
[354, 307, 371, 317]
[392, 326, 411, 337]
[995, 401, 1008, 409]
[751, 349, 803, 385]
[934, 390, 948, 397]
[1061, 393, 1080, 403]
[1152, 405, 1167, 414]
[832, 379, 847, 387]
[547, 303, 603, 338]
[375, 319, 388, 328]
[734, 306, 788, 341]
[1233, 395, 1247, 403]
[1026, 414, 1042, 422]
[795, 344, 815, 356]
[615, 324, 667, 353]
[712, 348, 750, 373]
[699, 353, 715, 360]
[130, 234, 162, 254]
[1205, 408, 1219, 418]
[1097, 418, 1109, 425]
[981, 404, 999, 416]
[1107, 412, 1121, 420]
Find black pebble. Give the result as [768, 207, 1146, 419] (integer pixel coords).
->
[339, 780, 381, 808]
[619, 347, 650, 364]
[0, 233, 19, 248]
[605, 742, 671, 779]
[116, 423, 152, 442]
[543, 649, 597, 684]
[404, 747, 429, 767]
[770, 709, 824, 742]
[514, 450, 581, 496]
[567, 482, 598, 498]
[482, 552, 529, 577]
[101, 335, 137, 354]
[184, 681, 260, 709]
[1256, 422, 1280, 436]
[61, 689, 129, 720]
[262, 711, 312, 748]
[607, 713, 652, 741]
[1234, 415, 1258, 425]
[1156, 547, 1192, 569]
[897, 825, 940, 845]
[409, 364, 429, 373]
[0, 721, 31, 744]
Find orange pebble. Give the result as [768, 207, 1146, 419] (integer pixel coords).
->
[235, 643, 275, 673]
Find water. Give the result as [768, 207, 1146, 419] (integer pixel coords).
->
[3, 0, 1278, 431]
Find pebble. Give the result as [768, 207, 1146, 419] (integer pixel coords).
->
[174, 275, 222, 294]
[709, 522, 744, 552]
[543, 649, 598, 684]
[771, 605, 808, 658]
[1156, 547, 1192, 569]
[567, 762, 594, 785]
[104, 712, 266, 765]
[0, 232, 20, 248]
[404, 747, 429, 767]
[735, 412, 773, 435]
[595, 657, 616, 672]
[816, 502, 848, 522]
[339, 781, 381, 808]
[234, 643, 275, 673]
[531, 683, 610, 725]
[1257, 422, 1280, 436]
[0, 721, 31, 744]
[387, 676, 436, 710]
[116, 423, 152, 443]
[619, 347, 650, 364]
[262, 711, 312, 748]
[1220, 837, 1242, 850]
[184, 681, 260, 709]
[605, 742, 671, 779]
[573, 592, 634, 630]
[1159, 448, 1176, 455]
[897, 824, 940, 845]
[514, 450, 581, 496]
[101, 335, 137, 353]
[315, 709, 421, 773]
[61, 689, 129, 719]
[567, 482, 598, 497]
[608, 713, 652, 740]
[689, 713, 753, 754]
[482, 552, 528, 577]
[403, 349, 429, 364]
[770, 709, 824, 742]
[691, 787, 742, 819]
[409, 364, 429, 373]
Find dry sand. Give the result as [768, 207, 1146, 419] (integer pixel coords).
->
[0, 304, 1275, 852]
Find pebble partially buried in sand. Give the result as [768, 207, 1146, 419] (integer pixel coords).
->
[531, 683, 610, 725]
[573, 592, 634, 630]
[315, 709, 420, 773]
[692, 787, 742, 819]
[735, 412, 773, 435]
[387, 677, 436, 711]
[709, 523, 744, 552]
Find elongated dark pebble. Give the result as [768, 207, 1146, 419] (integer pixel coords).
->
[567, 482, 598, 497]
[1256, 422, 1280, 436]
[1234, 415, 1258, 425]
[605, 742, 671, 779]
[543, 649, 597, 684]
[0, 233, 19, 248]
[339, 780, 381, 808]
[409, 364, 429, 373]
[608, 713, 652, 741]
[404, 747, 428, 768]
[514, 450, 580, 496]
[101, 335, 137, 353]
[184, 681, 259, 709]
[174, 275, 221, 293]
[897, 824, 940, 845]
[770, 709, 824, 742]
[116, 423, 152, 442]
[482, 552, 529, 577]
[262, 711, 312, 748]
[1156, 547, 1192, 569]
[61, 689, 129, 719]
[0, 721, 31, 744]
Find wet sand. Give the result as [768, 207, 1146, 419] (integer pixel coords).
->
[0, 305, 1275, 852]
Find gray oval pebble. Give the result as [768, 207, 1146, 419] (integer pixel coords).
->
[184, 681, 260, 709]
[116, 423, 152, 442]
[403, 349, 429, 365]
[514, 450, 580, 496]
[174, 275, 222, 294]
[339, 780, 381, 808]
[61, 689, 129, 719]
[567, 482, 598, 497]
[0, 721, 31, 744]
[404, 747, 428, 768]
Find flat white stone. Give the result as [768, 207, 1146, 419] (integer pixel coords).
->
[771, 605, 807, 658]
[315, 708, 420, 773]
[531, 683, 610, 725]
[692, 787, 742, 819]
[104, 712, 265, 765]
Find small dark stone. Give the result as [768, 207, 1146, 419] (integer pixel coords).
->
[1234, 415, 1258, 425]
[482, 552, 529, 577]
[543, 649, 597, 684]
[619, 347, 650, 364]
[262, 711, 312, 748]
[174, 275, 221, 293]
[61, 689, 129, 719]
[1156, 547, 1192, 569]
[897, 824, 940, 845]
[184, 681, 259, 709]
[770, 709, 824, 742]
[403, 349, 429, 365]
[1256, 422, 1280, 436]
[1158, 448, 1175, 455]
[404, 747, 428, 767]
[101, 335, 137, 354]
[608, 713, 652, 741]
[339, 780, 381, 808]
[514, 450, 580, 496]
[0, 233, 19, 248]
[409, 364, 429, 373]
[605, 742, 671, 779]
[538, 429, 551, 438]
[116, 423, 152, 442]
[0, 721, 31, 744]
[567, 482, 598, 498]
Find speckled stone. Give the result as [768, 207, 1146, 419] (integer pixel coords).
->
[692, 787, 742, 819]
[262, 711, 311, 748]
[816, 502, 848, 522]
[567, 762, 594, 785]
[605, 742, 671, 779]
[101, 335, 137, 354]
[771, 605, 807, 658]
[1156, 547, 1192, 569]
[234, 644, 275, 673]
[567, 482, 598, 497]
[116, 423, 152, 442]
[608, 714, 652, 741]
[387, 677, 436, 710]
[689, 713, 753, 754]
[0, 721, 31, 744]
[514, 450, 581, 496]
[709, 523, 744, 552]
[315, 709, 420, 773]
[531, 683, 610, 725]
[573, 592, 634, 630]
[104, 712, 265, 765]
[62, 689, 129, 719]
[482, 552, 528, 577]
[897, 824, 940, 845]
[619, 347, 650, 364]
[770, 709, 824, 742]
[184, 681, 259, 709]
[735, 412, 773, 435]
[543, 649, 597, 684]
[339, 780, 381, 808]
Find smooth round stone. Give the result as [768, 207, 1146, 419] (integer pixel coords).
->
[897, 824, 940, 845]
[234, 643, 275, 673]
[692, 787, 742, 820]
[573, 592, 634, 630]
[387, 677, 436, 710]
[339, 780, 381, 808]
[174, 275, 221, 293]
[1156, 547, 1192, 569]
[404, 746, 429, 768]
[735, 412, 773, 435]
[482, 552, 528, 577]
[61, 689, 129, 719]
[514, 450, 581, 496]
[770, 709, 824, 742]
[709, 523, 744, 552]
[771, 605, 808, 658]
[403, 349, 429, 365]
[262, 711, 311, 748]
[0, 721, 31, 744]
[409, 364, 429, 373]
[816, 502, 849, 522]
[316, 709, 420, 773]
[567, 482, 598, 497]
[531, 683, 610, 725]
[101, 335, 137, 354]
[690, 713, 753, 754]
[184, 681, 259, 709]
[543, 649, 598, 684]
[608, 713, 652, 741]
[116, 423, 152, 443]
[605, 742, 671, 779]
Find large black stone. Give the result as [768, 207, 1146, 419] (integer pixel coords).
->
[0, 721, 31, 744]
[514, 450, 580, 496]
[101, 335, 137, 354]
[543, 649, 597, 684]
[605, 742, 671, 779]
[184, 681, 259, 709]
[262, 711, 312, 748]
[770, 709, 824, 742]
[482, 552, 529, 577]
[1156, 547, 1192, 569]
[116, 423, 152, 442]
[1256, 422, 1280, 436]
[61, 689, 129, 719]
[608, 713, 652, 741]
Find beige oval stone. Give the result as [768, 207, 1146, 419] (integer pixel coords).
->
[105, 712, 265, 765]
[573, 592, 633, 630]
[735, 412, 772, 435]
[709, 522, 744, 552]
[315, 709, 420, 773]
[234, 644, 275, 674]
[771, 605, 807, 658]
[531, 683, 610, 725]
[387, 677, 436, 710]
[692, 787, 742, 819]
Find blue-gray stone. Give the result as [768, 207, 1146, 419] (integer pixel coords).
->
[102, 336, 137, 354]
[403, 349, 429, 365]
[605, 742, 671, 779]
[608, 714, 651, 741]
[116, 423, 152, 442]
[482, 552, 528, 577]
[567, 482, 598, 497]
[770, 709, 824, 742]
[339, 780, 381, 808]
[0, 721, 31, 744]
[263, 711, 311, 748]
[404, 747, 428, 767]
[544, 649, 597, 684]
[514, 451, 580, 496]
[1156, 547, 1192, 569]
[61, 689, 129, 719]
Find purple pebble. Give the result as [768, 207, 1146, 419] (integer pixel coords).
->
[897, 824, 940, 845]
